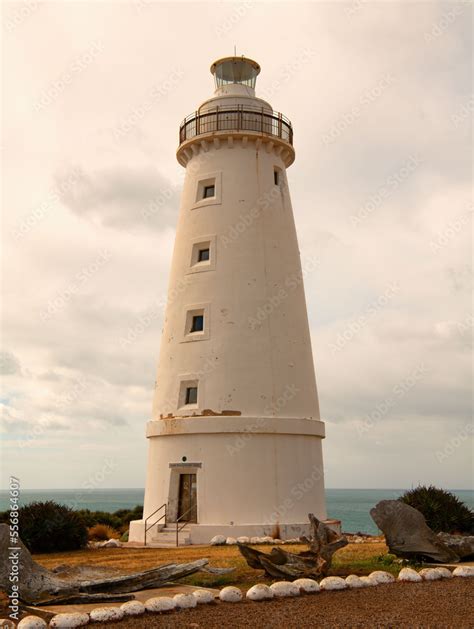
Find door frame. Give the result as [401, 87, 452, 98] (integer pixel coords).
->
[167, 463, 201, 523]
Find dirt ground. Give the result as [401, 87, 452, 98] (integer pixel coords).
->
[88, 580, 474, 629]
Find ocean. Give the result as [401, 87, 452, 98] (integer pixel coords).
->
[1, 488, 472, 535]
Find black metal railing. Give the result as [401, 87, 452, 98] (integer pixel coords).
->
[144, 503, 167, 546]
[179, 104, 293, 146]
[175, 503, 197, 547]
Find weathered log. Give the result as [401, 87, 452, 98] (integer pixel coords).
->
[237, 514, 347, 580]
[0, 524, 231, 605]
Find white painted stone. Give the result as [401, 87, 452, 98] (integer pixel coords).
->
[236, 536, 250, 544]
[210, 535, 226, 546]
[293, 578, 320, 593]
[173, 593, 197, 609]
[226, 537, 237, 545]
[397, 567, 422, 582]
[120, 600, 146, 615]
[261, 536, 274, 543]
[49, 612, 89, 628]
[18, 617, 47, 629]
[250, 537, 261, 545]
[319, 576, 347, 590]
[359, 576, 377, 587]
[219, 586, 243, 602]
[269, 581, 300, 597]
[145, 596, 176, 612]
[89, 608, 124, 623]
[345, 574, 366, 588]
[368, 570, 395, 584]
[98, 539, 120, 548]
[434, 567, 453, 579]
[192, 589, 215, 604]
[453, 565, 474, 577]
[131, 56, 326, 545]
[419, 568, 442, 581]
[246, 583, 274, 601]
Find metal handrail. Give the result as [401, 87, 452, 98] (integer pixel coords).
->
[175, 503, 196, 547]
[144, 503, 167, 546]
[178, 105, 293, 147]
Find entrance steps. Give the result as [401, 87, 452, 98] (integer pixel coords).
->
[150, 525, 191, 547]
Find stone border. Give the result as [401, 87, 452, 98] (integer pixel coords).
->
[10, 566, 474, 627]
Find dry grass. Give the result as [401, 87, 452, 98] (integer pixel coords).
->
[32, 541, 392, 588]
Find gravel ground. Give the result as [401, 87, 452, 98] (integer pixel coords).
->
[89, 579, 474, 629]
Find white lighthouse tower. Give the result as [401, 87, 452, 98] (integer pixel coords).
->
[130, 57, 327, 545]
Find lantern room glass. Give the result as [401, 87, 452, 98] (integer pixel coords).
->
[213, 58, 259, 89]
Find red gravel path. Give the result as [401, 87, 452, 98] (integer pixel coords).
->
[89, 579, 474, 629]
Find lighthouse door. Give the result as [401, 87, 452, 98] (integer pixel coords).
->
[177, 473, 197, 522]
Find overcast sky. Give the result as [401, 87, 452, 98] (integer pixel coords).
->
[1, 1, 472, 495]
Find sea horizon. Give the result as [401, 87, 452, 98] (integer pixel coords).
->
[1, 487, 472, 535]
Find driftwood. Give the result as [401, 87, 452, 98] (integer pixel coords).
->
[237, 514, 348, 579]
[0, 524, 232, 606]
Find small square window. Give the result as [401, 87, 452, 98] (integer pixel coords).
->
[203, 185, 215, 199]
[274, 169, 280, 185]
[190, 315, 204, 333]
[198, 248, 210, 262]
[185, 386, 198, 405]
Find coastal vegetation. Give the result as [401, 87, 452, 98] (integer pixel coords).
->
[399, 486, 474, 534]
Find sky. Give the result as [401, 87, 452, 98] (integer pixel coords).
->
[1, 1, 472, 494]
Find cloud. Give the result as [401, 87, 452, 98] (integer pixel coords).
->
[55, 166, 180, 232]
[0, 351, 21, 375]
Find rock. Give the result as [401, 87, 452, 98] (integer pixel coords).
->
[0, 620, 15, 629]
[49, 612, 89, 627]
[368, 570, 395, 584]
[452, 565, 474, 577]
[17, 618, 47, 629]
[398, 567, 422, 582]
[89, 607, 123, 623]
[360, 575, 377, 586]
[145, 596, 176, 612]
[219, 586, 243, 602]
[99, 539, 120, 548]
[226, 537, 237, 545]
[236, 536, 250, 544]
[250, 536, 261, 544]
[246, 583, 274, 601]
[345, 574, 366, 588]
[173, 593, 197, 609]
[269, 581, 300, 597]
[210, 535, 226, 546]
[434, 567, 453, 579]
[293, 578, 320, 593]
[261, 536, 274, 543]
[319, 576, 347, 590]
[437, 533, 474, 560]
[370, 500, 460, 563]
[419, 568, 442, 581]
[192, 589, 215, 604]
[120, 600, 146, 615]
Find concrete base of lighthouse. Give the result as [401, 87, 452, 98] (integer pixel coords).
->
[129, 416, 327, 545]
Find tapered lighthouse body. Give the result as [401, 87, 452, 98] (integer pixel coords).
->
[130, 57, 326, 544]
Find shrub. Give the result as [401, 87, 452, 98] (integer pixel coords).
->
[399, 485, 474, 534]
[88, 523, 120, 541]
[18, 501, 88, 553]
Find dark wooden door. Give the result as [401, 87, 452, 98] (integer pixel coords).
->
[177, 473, 197, 522]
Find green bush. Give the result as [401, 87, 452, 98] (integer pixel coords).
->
[399, 486, 474, 534]
[18, 501, 88, 553]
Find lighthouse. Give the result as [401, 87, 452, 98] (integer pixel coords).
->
[129, 56, 327, 545]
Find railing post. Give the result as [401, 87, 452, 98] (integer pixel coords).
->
[195, 111, 199, 137]
[216, 105, 219, 132]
